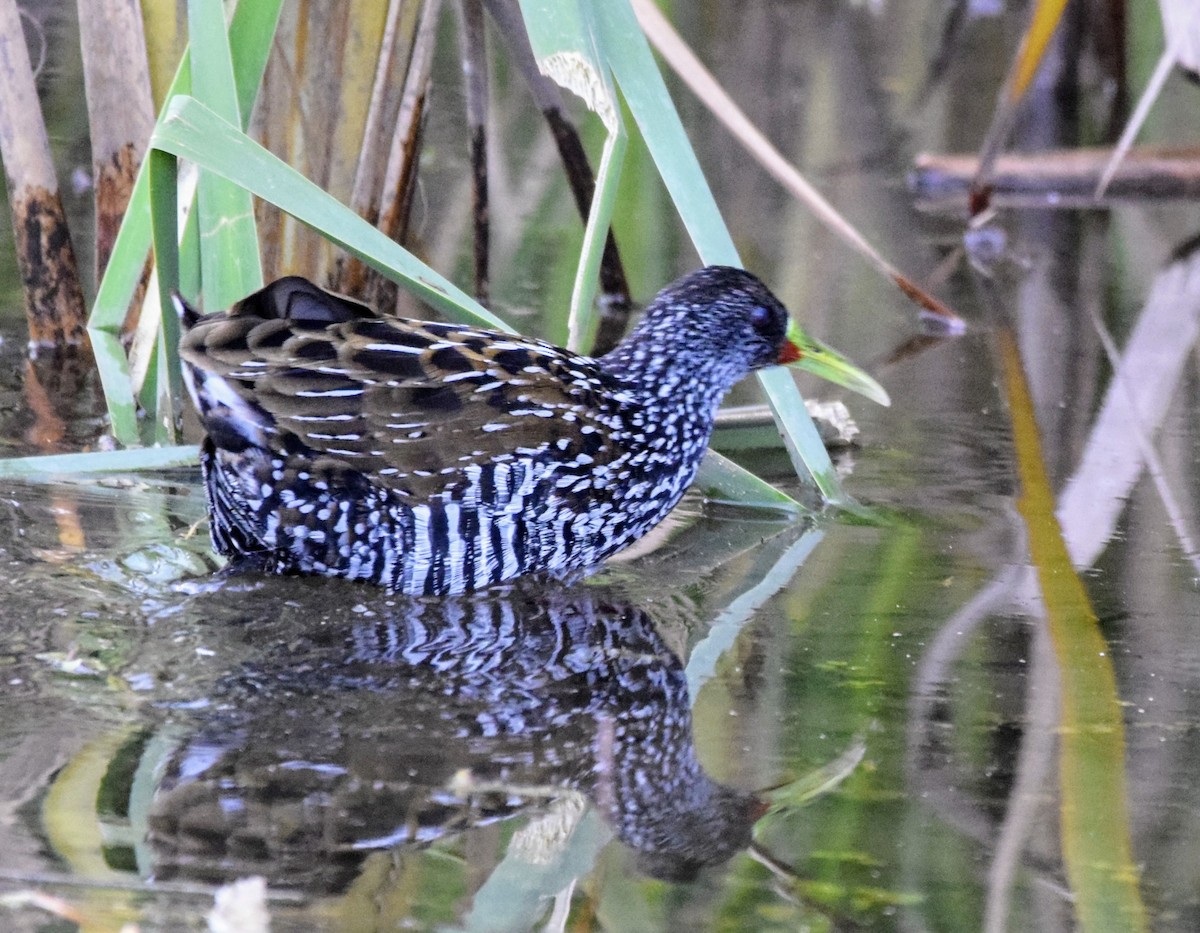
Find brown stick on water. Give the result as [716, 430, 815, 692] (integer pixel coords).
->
[484, 0, 633, 354]
[0, 0, 87, 349]
[912, 147, 1200, 204]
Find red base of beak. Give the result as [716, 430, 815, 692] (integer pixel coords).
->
[777, 340, 802, 365]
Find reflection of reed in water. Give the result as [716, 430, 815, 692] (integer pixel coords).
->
[146, 585, 762, 889]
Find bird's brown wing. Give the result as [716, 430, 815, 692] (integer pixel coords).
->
[180, 283, 631, 503]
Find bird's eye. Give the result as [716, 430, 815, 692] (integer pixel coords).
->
[748, 305, 772, 330]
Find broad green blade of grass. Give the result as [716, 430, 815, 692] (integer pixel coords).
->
[591, 1, 736, 263]
[998, 327, 1147, 933]
[519, 0, 618, 132]
[519, 0, 814, 506]
[226, 1, 286, 124]
[151, 96, 513, 330]
[186, 0, 243, 141]
[567, 118, 626, 353]
[86, 0, 283, 445]
[519, 0, 626, 353]
[88, 315, 141, 445]
[758, 367, 849, 505]
[187, 0, 262, 310]
[0, 446, 198, 479]
[593, 0, 843, 498]
[147, 148, 182, 442]
[692, 449, 801, 512]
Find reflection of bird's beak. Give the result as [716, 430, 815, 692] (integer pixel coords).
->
[778, 320, 891, 407]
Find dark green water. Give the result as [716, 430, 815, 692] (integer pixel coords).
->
[1, 2, 1199, 931]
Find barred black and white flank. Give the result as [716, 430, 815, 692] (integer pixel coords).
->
[177, 267, 799, 595]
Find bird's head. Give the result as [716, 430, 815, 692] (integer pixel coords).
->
[638, 266, 890, 406]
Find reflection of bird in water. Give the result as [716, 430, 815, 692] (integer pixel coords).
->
[178, 268, 885, 594]
[145, 584, 765, 889]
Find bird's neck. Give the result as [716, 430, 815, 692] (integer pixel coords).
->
[598, 323, 743, 418]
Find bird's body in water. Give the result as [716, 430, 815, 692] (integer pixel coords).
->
[178, 267, 886, 595]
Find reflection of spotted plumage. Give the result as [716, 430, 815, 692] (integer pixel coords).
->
[146, 587, 761, 886]
[179, 267, 798, 594]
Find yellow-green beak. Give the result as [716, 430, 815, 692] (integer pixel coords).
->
[780, 320, 891, 407]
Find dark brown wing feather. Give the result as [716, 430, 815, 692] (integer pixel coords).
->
[179, 278, 631, 502]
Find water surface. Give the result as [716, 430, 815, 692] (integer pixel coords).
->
[2, 2, 1199, 931]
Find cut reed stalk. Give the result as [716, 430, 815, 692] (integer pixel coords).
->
[77, 0, 156, 281]
[0, 0, 88, 348]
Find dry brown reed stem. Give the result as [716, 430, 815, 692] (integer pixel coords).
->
[0, 0, 88, 348]
[77, 0, 156, 280]
[373, 0, 443, 312]
[333, 0, 420, 298]
[257, 1, 393, 286]
[346, 0, 414, 225]
[140, 0, 187, 107]
[459, 0, 490, 303]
